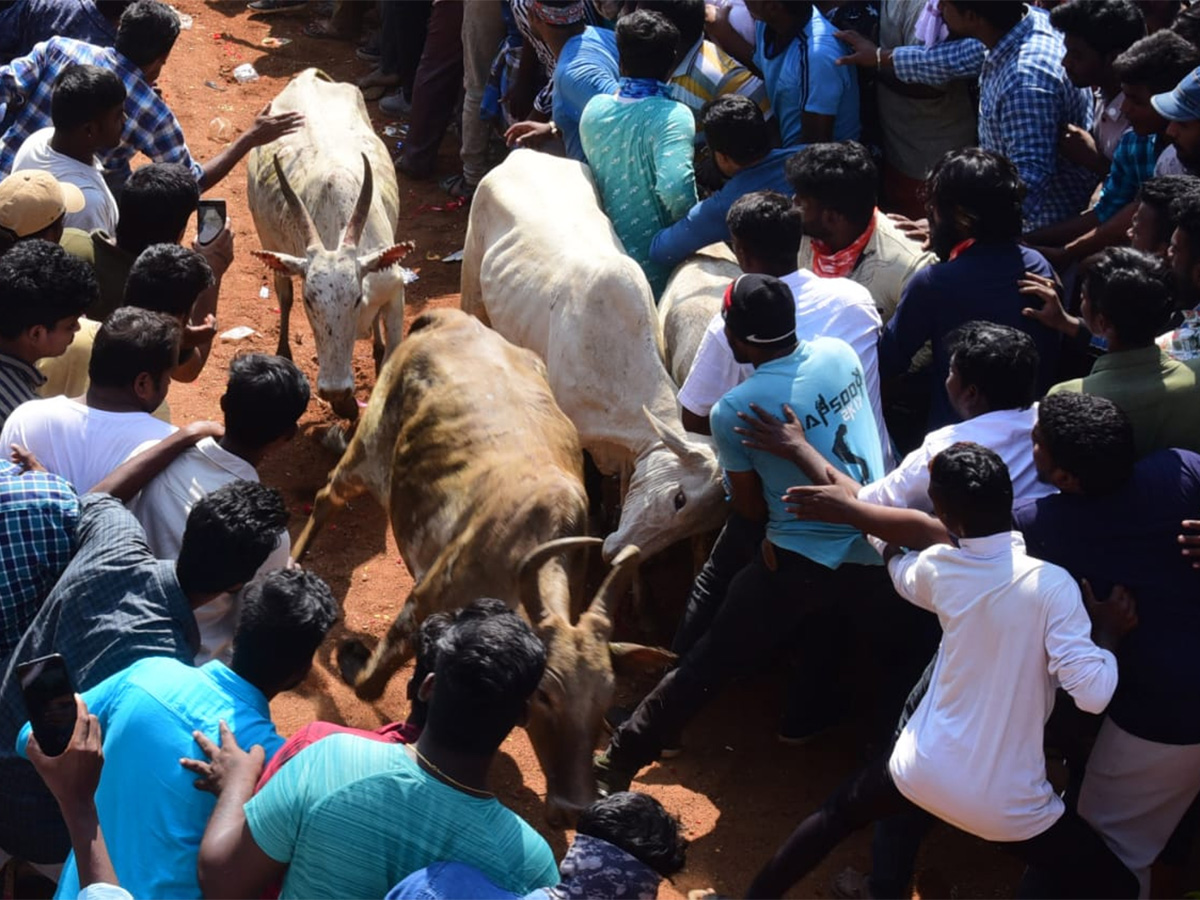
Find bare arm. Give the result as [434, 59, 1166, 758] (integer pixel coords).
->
[783, 482, 952, 550]
[726, 469, 768, 523]
[705, 3, 756, 70]
[90, 421, 224, 500]
[681, 406, 712, 436]
[173, 223, 235, 383]
[199, 103, 304, 191]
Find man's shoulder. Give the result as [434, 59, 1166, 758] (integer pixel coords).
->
[870, 214, 936, 269]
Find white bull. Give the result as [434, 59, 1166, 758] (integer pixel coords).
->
[461, 150, 727, 561]
[247, 68, 414, 420]
[658, 243, 742, 386]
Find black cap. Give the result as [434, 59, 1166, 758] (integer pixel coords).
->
[722, 274, 795, 345]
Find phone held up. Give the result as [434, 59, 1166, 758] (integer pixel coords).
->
[17, 653, 77, 757]
[196, 198, 227, 246]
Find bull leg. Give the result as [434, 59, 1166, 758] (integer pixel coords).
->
[379, 296, 406, 367]
[275, 272, 295, 361]
[371, 313, 386, 374]
[292, 436, 372, 563]
[340, 598, 421, 700]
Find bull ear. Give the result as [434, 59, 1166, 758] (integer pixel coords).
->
[252, 250, 308, 277]
[359, 241, 415, 274]
[609, 642, 676, 677]
[642, 405, 708, 464]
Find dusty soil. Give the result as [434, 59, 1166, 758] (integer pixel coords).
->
[159, 3, 1020, 896]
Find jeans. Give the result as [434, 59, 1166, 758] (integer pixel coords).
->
[607, 541, 895, 773]
[747, 754, 1139, 899]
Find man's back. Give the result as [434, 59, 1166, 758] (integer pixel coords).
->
[881, 242, 1061, 429]
[0, 394, 174, 492]
[0, 0, 117, 64]
[1015, 449, 1200, 745]
[887, 532, 1116, 841]
[20, 657, 283, 900]
[243, 734, 560, 900]
[1049, 348, 1200, 456]
[579, 91, 697, 296]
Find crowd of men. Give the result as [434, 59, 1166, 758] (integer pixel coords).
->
[2, 0, 1200, 897]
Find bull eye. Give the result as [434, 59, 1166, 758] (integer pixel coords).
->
[535, 687, 553, 707]
[673, 488, 687, 511]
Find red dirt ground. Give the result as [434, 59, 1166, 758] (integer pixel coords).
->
[160, 3, 1019, 896]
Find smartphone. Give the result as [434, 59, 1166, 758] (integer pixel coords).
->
[196, 199, 227, 246]
[17, 654, 77, 757]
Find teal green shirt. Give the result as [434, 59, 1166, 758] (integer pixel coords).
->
[244, 734, 560, 900]
[711, 337, 884, 568]
[579, 92, 697, 297]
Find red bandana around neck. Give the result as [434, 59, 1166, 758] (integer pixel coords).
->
[948, 237, 976, 261]
[811, 212, 877, 279]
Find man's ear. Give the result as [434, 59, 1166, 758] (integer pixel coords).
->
[1050, 467, 1082, 494]
[609, 642, 676, 678]
[252, 250, 308, 277]
[25, 324, 47, 348]
[417, 671, 435, 703]
[132, 370, 157, 402]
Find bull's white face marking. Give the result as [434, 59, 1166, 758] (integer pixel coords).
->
[604, 439, 725, 561]
[302, 249, 364, 396]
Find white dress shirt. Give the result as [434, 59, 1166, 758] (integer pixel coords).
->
[886, 531, 1118, 841]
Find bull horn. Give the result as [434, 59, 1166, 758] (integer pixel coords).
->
[586, 544, 640, 626]
[341, 153, 374, 248]
[272, 153, 323, 252]
[517, 537, 603, 624]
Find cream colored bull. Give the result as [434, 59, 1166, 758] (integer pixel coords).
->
[247, 68, 413, 420]
[461, 150, 728, 561]
[659, 243, 742, 386]
[292, 308, 672, 827]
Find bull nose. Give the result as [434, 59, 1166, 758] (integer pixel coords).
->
[545, 798, 588, 829]
[319, 387, 359, 420]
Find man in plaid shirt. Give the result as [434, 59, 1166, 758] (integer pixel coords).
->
[837, 2, 1096, 232]
[0, 0, 302, 189]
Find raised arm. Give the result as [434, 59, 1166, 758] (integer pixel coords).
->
[90, 420, 223, 500]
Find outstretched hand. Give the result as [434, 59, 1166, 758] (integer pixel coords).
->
[734, 402, 808, 460]
[504, 120, 555, 148]
[180, 719, 265, 796]
[1019, 271, 1077, 336]
[246, 101, 305, 149]
[782, 474, 861, 525]
[1181, 520, 1200, 569]
[9, 443, 46, 473]
[834, 29, 878, 67]
[1083, 579, 1139, 648]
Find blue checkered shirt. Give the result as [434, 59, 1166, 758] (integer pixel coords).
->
[893, 9, 1096, 230]
[0, 37, 204, 180]
[1093, 131, 1160, 223]
[0, 462, 78, 656]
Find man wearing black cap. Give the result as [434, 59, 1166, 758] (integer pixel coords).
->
[595, 273, 889, 795]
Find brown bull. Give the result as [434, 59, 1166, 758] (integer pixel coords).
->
[293, 308, 673, 825]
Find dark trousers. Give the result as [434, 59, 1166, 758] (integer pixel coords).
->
[747, 754, 1139, 899]
[381, 0, 431, 87]
[401, 0, 464, 177]
[608, 540, 895, 772]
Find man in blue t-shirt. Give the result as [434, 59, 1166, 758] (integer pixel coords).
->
[747, 0, 859, 145]
[596, 273, 895, 794]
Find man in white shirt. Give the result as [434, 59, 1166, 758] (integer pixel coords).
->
[130, 353, 310, 663]
[0, 306, 178, 492]
[744, 442, 1138, 900]
[10, 63, 124, 234]
[679, 189, 892, 465]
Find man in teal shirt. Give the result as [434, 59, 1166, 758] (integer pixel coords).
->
[579, 9, 697, 297]
[16, 568, 339, 899]
[596, 274, 891, 794]
[188, 599, 561, 900]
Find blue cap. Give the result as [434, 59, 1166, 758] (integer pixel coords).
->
[1152, 66, 1200, 123]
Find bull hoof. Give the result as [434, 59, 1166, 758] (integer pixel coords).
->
[337, 639, 371, 686]
[321, 424, 349, 455]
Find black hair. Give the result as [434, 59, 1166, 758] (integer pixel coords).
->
[1138, 176, 1200, 247]
[222, 353, 311, 448]
[1049, 0, 1145, 58]
[726, 190, 804, 271]
[230, 568, 339, 691]
[702, 95, 770, 165]
[124, 243, 213, 318]
[1081, 246, 1174, 345]
[0, 240, 97, 339]
[1171, 183, 1200, 255]
[116, 163, 198, 257]
[1112, 30, 1200, 92]
[424, 598, 546, 756]
[114, 0, 180, 68]
[635, 0, 704, 51]
[943, 1, 1025, 30]
[616, 9, 680, 81]
[406, 609, 458, 728]
[927, 148, 1024, 244]
[784, 142, 877, 229]
[1171, 3, 1200, 48]
[577, 791, 688, 878]
[176, 480, 290, 595]
[946, 321, 1039, 411]
[50, 65, 126, 132]
[1037, 392, 1136, 496]
[928, 442, 1014, 536]
[88, 306, 179, 387]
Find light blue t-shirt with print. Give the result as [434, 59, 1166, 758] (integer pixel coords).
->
[753, 10, 860, 146]
[244, 734, 560, 900]
[711, 337, 883, 568]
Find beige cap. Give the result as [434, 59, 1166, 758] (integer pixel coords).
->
[0, 170, 87, 238]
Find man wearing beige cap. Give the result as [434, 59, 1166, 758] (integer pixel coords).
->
[0, 169, 86, 253]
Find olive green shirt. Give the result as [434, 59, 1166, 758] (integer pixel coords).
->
[1049, 346, 1200, 457]
[60, 227, 134, 322]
